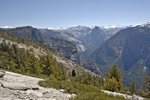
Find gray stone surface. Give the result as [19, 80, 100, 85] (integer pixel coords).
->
[1, 82, 30, 90]
[0, 71, 75, 100]
[102, 90, 144, 100]
[0, 71, 5, 78]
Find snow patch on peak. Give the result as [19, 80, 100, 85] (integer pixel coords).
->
[137, 23, 150, 28]
[0, 26, 13, 29]
[89, 26, 95, 29]
[68, 25, 92, 30]
[47, 27, 68, 30]
[100, 25, 125, 29]
[130, 22, 150, 28]
[143, 66, 147, 73]
[76, 44, 86, 52]
[129, 24, 142, 27]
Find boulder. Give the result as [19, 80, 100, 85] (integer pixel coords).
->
[1, 82, 30, 90]
[0, 71, 5, 78]
[59, 89, 64, 92]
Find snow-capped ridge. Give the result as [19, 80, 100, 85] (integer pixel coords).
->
[0, 26, 13, 29]
[47, 27, 68, 30]
[100, 25, 126, 29]
[129, 22, 150, 28]
[137, 22, 150, 28]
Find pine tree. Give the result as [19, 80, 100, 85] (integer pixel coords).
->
[107, 64, 122, 90]
[42, 55, 52, 76]
[20, 63, 25, 73]
[143, 75, 150, 97]
[30, 54, 41, 75]
[129, 81, 136, 95]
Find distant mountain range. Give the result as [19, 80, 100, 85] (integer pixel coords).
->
[40, 25, 125, 56]
[0, 25, 132, 76]
[1, 23, 150, 88]
[8, 26, 80, 64]
[3, 26, 102, 75]
[39, 25, 125, 75]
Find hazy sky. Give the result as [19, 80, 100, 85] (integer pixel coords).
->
[0, 0, 150, 28]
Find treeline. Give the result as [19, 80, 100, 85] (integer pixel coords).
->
[0, 29, 40, 48]
[0, 29, 56, 54]
[0, 39, 104, 87]
[0, 40, 66, 79]
[72, 72, 104, 87]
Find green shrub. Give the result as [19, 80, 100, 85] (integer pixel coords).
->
[104, 77, 119, 92]
[38, 80, 127, 100]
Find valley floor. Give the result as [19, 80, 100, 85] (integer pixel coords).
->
[0, 71, 75, 100]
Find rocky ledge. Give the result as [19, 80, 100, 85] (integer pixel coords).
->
[0, 70, 76, 100]
[102, 90, 144, 100]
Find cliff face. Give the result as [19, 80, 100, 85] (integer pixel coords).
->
[80, 26, 106, 56]
[45, 37, 80, 64]
[40, 28, 103, 74]
[8, 26, 80, 64]
[91, 24, 150, 88]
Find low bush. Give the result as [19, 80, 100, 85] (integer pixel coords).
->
[38, 80, 127, 100]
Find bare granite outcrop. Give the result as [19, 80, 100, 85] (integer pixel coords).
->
[0, 71, 76, 100]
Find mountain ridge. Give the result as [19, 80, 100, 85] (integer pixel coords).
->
[8, 26, 81, 64]
[91, 24, 150, 88]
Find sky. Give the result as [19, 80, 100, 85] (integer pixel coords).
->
[0, 0, 150, 28]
